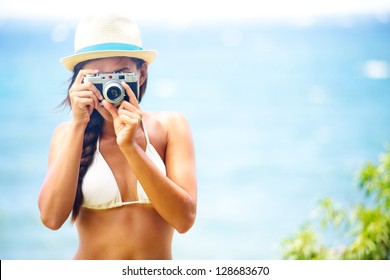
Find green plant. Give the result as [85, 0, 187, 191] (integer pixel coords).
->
[282, 151, 390, 260]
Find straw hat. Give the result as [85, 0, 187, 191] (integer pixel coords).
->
[60, 14, 157, 71]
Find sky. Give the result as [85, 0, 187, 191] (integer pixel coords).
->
[1, 0, 390, 24]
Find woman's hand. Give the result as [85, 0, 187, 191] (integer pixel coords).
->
[103, 81, 143, 148]
[68, 69, 103, 125]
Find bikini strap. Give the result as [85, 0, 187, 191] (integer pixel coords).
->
[96, 136, 100, 152]
[141, 118, 151, 145]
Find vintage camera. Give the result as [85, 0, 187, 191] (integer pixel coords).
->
[83, 73, 139, 107]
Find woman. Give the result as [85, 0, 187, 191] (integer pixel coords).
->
[38, 14, 197, 260]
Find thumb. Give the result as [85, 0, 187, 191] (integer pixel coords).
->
[102, 100, 118, 119]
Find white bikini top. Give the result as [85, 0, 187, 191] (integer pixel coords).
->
[81, 119, 166, 209]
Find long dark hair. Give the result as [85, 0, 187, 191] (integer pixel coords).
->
[60, 58, 148, 222]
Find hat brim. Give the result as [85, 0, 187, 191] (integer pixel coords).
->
[60, 50, 157, 72]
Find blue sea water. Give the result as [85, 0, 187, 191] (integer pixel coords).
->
[0, 15, 389, 259]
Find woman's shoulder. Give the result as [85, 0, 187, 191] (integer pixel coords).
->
[53, 121, 72, 136]
[146, 111, 190, 130]
[49, 121, 74, 146]
[146, 111, 193, 145]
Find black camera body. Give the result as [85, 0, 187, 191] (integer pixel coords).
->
[83, 73, 139, 106]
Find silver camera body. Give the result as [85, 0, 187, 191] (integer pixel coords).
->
[83, 73, 139, 107]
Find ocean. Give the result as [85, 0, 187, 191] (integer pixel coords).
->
[0, 15, 389, 259]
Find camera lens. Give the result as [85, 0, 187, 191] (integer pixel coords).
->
[107, 86, 122, 101]
[103, 81, 125, 106]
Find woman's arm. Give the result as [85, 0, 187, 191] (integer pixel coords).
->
[104, 83, 197, 233]
[38, 122, 86, 230]
[122, 112, 197, 233]
[38, 69, 102, 230]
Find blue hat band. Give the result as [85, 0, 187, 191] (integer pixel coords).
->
[76, 42, 143, 54]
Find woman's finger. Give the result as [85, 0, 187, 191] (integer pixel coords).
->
[70, 91, 100, 109]
[117, 109, 142, 120]
[70, 82, 103, 101]
[102, 100, 119, 119]
[118, 105, 143, 122]
[74, 69, 99, 85]
[121, 81, 140, 109]
[74, 96, 95, 112]
[84, 82, 103, 101]
[118, 113, 140, 128]
[118, 100, 143, 115]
